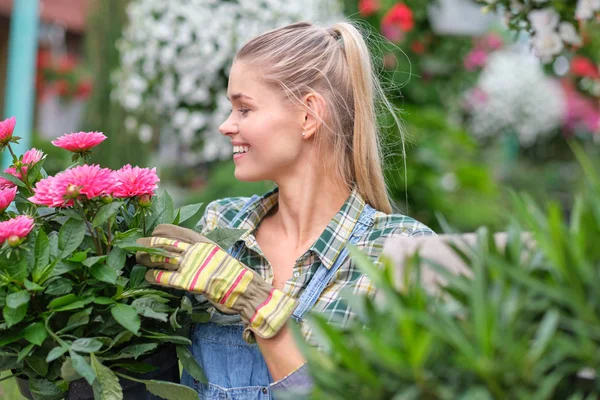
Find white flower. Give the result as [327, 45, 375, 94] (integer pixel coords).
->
[576, 0, 600, 20]
[531, 30, 564, 63]
[114, 0, 343, 163]
[467, 50, 565, 147]
[527, 8, 559, 33]
[558, 22, 582, 46]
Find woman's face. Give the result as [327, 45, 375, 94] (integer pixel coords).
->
[219, 60, 306, 183]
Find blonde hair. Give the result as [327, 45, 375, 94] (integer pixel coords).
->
[236, 21, 402, 214]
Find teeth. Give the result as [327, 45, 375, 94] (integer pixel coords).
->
[233, 145, 250, 154]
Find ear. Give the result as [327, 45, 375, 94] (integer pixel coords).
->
[301, 92, 327, 140]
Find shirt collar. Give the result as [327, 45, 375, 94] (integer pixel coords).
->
[235, 186, 366, 270]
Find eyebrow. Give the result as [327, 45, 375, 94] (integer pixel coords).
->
[227, 93, 254, 101]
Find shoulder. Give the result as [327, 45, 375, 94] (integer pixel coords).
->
[197, 196, 251, 233]
[355, 209, 436, 260]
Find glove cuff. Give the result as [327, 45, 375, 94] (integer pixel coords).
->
[226, 270, 297, 343]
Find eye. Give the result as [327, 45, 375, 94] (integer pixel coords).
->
[238, 108, 250, 116]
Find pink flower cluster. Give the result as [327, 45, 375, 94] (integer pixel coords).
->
[0, 215, 34, 246]
[464, 33, 504, 71]
[29, 164, 160, 208]
[1, 148, 45, 187]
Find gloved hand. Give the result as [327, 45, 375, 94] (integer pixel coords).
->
[135, 224, 297, 343]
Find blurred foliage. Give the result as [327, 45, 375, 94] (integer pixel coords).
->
[82, 0, 150, 169]
[297, 143, 600, 399]
[383, 106, 506, 232]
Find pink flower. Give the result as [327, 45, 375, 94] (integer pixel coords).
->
[382, 3, 414, 33]
[28, 176, 58, 207]
[22, 148, 44, 165]
[0, 175, 16, 190]
[111, 164, 160, 198]
[0, 117, 16, 145]
[4, 166, 24, 181]
[29, 165, 117, 207]
[464, 48, 488, 70]
[0, 187, 17, 213]
[51, 131, 107, 153]
[0, 215, 34, 245]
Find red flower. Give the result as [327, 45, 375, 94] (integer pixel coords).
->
[571, 56, 599, 79]
[76, 79, 93, 99]
[411, 40, 425, 54]
[358, 0, 379, 17]
[382, 3, 414, 33]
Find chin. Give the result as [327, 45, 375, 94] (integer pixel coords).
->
[233, 168, 266, 182]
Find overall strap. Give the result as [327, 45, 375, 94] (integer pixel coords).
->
[227, 194, 262, 258]
[291, 204, 377, 322]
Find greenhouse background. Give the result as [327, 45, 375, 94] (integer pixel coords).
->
[1, 0, 599, 398]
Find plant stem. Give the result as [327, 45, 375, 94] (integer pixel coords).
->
[107, 217, 113, 253]
[0, 373, 16, 383]
[7, 144, 17, 163]
[78, 202, 102, 255]
[44, 313, 69, 348]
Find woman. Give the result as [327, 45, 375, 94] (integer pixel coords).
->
[135, 21, 434, 399]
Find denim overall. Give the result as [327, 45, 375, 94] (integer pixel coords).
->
[181, 195, 376, 399]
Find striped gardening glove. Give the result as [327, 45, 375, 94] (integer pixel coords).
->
[135, 224, 297, 343]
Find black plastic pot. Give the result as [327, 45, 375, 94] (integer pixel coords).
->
[16, 344, 180, 400]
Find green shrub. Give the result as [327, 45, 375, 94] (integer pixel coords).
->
[298, 143, 599, 399]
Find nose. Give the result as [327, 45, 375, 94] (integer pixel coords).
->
[218, 112, 238, 137]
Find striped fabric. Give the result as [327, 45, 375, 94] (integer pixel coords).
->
[144, 236, 297, 341]
[196, 186, 435, 346]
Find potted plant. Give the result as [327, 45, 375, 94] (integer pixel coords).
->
[0, 116, 240, 400]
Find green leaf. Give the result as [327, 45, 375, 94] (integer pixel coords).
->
[58, 218, 87, 258]
[107, 247, 127, 271]
[91, 264, 118, 284]
[177, 203, 204, 229]
[3, 304, 27, 327]
[26, 157, 45, 183]
[176, 345, 206, 383]
[71, 338, 104, 353]
[67, 250, 90, 262]
[6, 290, 30, 308]
[190, 312, 211, 323]
[131, 297, 169, 322]
[94, 297, 115, 305]
[115, 373, 198, 400]
[32, 230, 50, 283]
[69, 351, 97, 385]
[141, 333, 191, 346]
[27, 356, 49, 377]
[114, 243, 170, 256]
[111, 361, 157, 374]
[108, 343, 158, 360]
[205, 228, 247, 251]
[29, 378, 64, 400]
[44, 277, 74, 296]
[111, 304, 141, 334]
[0, 171, 26, 188]
[17, 343, 35, 363]
[83, 255, 107, 267]
[529, 309, 560, 362]
[46, 346, 69, 363]
[49, 294, 78, 309]
[151, 190, 175, 227]
[169, 308, 182, 330]
[24, 279, 44, 291]
[23, 321, 48, 346]
[93, 202, 123, 228]
[6, 257, 28, 282]
[90, 353, 123, 400]
[129, 265, 149, 288]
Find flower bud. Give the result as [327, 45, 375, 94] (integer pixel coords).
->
[7, 235, 22, 247]
[100, 194, 113, 204]
[138, 194, 152, 208]
[65, 184, 80, 199]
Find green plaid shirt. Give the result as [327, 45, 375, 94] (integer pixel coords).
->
[197, 186, 435, 345]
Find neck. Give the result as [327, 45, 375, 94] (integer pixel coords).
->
[270, 173, 350, 252]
